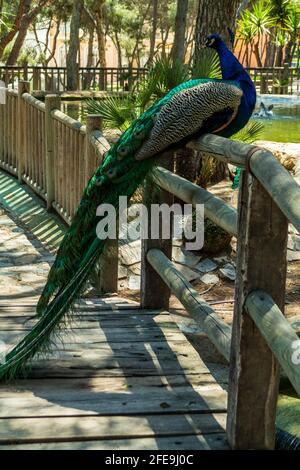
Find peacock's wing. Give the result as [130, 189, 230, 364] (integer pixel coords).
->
[135, 80, 243, 160]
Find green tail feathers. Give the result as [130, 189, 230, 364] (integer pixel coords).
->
[232, 167, 242, 190]
[0, 104, 157, 379]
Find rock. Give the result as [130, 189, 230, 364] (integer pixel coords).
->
[256, 141, 300, 174]
[213, 255, 229, 264]
[288, 234, 300, 252]
[128, 262, 141, 275]
[127, 203, 142, 222]
[202, 218, 232, 254]
[118, 264, 128, 279]
[173, 263, 202, 282]
[287, 250, 300, 262]
[219, 263, 236, 281]
[194, 258, 217, 273]
[200, 273, 219, 285]
[172, 246, 201, 267]
[119, 240, 141, 266]
[119, 219, 141, 243]
[128, 275, 140, 290]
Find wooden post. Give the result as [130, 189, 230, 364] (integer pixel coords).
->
[282, 62, 289, 94]
[23, 63, 28, 81]
[45, 94, 61, 211]
[85, 114, 103, 182]
[17, 81, 30, 183]
[75, 63, 80, 90]
[227, 163, 289, 449]
[32, 68, 40, 91]
[141, 152, 174, 309]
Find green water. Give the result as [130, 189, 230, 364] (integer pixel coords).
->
[252, 103, 300, 143]
[62, 97, 300, 144]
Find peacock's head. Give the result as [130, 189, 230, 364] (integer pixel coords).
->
[204, 33, 224, 49]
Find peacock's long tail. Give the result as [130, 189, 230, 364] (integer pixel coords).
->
[0, 77, 204, 380]
[0, 156, 153, 380]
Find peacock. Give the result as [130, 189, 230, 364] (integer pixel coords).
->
[0, 33, 257, 378]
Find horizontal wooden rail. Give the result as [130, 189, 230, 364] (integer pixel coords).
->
[154, 166, 237, 236]
[51, 109, 86, 134]
[89, 129, 110, 160]
[189, 133, 300, 233]
[246, 290, 300, 396]
[187, 134, 252, 168]
[147, 248, 232, 361]
[22, 93, 45, 112]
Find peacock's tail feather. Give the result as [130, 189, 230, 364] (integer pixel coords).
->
[232, 167, 241, 190]
[0, 158, 153, 380]
[0, 78, 211, 380]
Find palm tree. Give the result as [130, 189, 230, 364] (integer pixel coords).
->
[236, 9, 256, 67]
[248, 0, 274, 67]
[284, 3, 300, 65]
[269, 0, 295, 65]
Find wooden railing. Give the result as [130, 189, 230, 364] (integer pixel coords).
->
[0, 81, 300, 449]
[0, 65, 148, 93]
[143, 137, 300, 450]
[246, 65, 300, 94]
[0, 64, 299, 94]
[0, 81, 109, 222]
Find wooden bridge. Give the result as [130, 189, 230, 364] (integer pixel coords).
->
[0, 82, 299, 450]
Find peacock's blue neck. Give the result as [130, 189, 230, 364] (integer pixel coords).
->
[217, 44, 246, 80]
[215, 42, 256, 136]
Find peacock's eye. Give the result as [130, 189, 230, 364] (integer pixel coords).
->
[95, 176, 104, 186]
[205, 37, 215, 47]
[117, 146, 129, 159]
[107, 167, 117, 179]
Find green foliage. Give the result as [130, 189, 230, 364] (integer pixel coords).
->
[236, 0, 300, 66]
[232, 120, 264, 144]
[192, 49, 222, 80]
[87, 95, 138, 130]
[136, 55, 189, 107]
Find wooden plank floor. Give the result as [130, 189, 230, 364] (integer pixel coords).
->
[0, 297, 229, 450]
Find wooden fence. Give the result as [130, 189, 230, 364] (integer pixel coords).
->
[0, 81, 300, 449]
[0, 65, 148, 93]
[246, 65, 300, 94]
[0, 64, 299, 94]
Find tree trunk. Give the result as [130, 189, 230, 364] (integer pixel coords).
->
[148, 0, 158, 64]
[83, 24, 95, 89]
[0, 0, 27, 60]
[5, 0, 49, 65]
[275, 45, 284, 67]
[171, 0, 188, 63]
[194, 0, 240, 63]
[66, 0, 84, 91]
[6, 16, 31, 65]
[45, 20, 61, 66]
[284, 40, 294, 66]
[86, 25, 94, 67]
[95, 0, 106, 68]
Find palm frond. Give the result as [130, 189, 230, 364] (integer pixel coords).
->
[192, 49, 222, 80]
[86, 96, 137, 131]
[232, 120, 264, 144]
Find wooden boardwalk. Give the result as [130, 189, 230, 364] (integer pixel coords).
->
[0, 296, 229, 450]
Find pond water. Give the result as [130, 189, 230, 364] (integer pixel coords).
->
[62, 94, 300, 144]
[252, 95, 300, 143]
